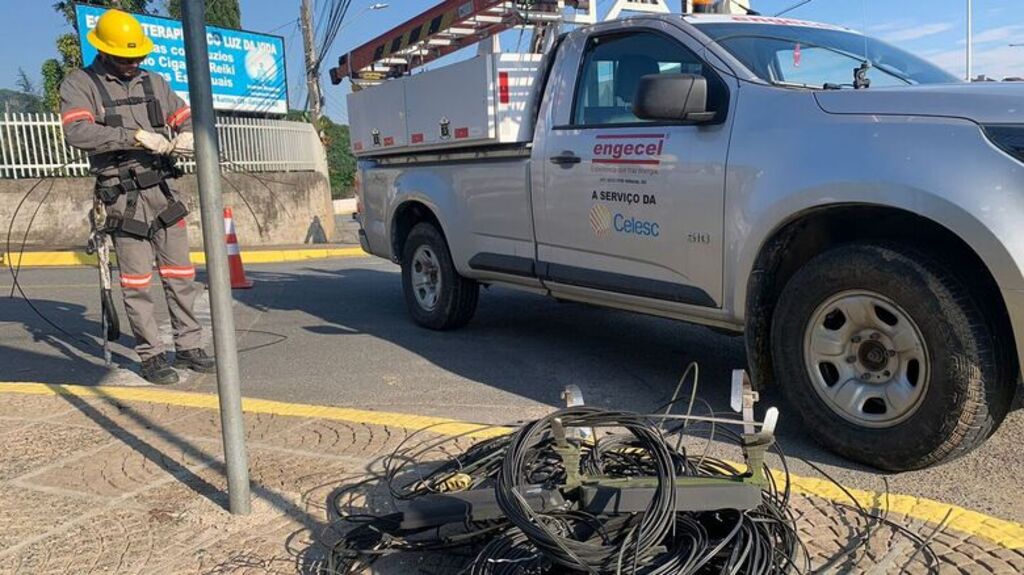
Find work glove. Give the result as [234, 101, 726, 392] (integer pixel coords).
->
[134, 130, 175, 156]
[171, 132, 194, 157]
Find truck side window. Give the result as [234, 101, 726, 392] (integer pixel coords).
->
[573, 32, 711, 127]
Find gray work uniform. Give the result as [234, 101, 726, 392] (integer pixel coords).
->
[60, 58, 202, 361]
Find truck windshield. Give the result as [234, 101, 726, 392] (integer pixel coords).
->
[696, 23, 959, 89]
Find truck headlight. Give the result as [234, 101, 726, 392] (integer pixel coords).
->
[984, 125, 1024, 163]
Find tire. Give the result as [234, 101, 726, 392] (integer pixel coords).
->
[400, 222, 479, 330]
[771, 242, 1015, 471]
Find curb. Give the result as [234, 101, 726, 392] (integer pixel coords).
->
[1, 246, 368, 268]
[2, 381, 1022, 550]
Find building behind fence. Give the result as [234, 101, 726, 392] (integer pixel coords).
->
[0, 113, 326, 179]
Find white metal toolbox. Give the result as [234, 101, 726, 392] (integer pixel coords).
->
[348, 53, 543, 157]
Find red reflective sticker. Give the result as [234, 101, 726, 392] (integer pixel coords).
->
[455, 127, 469, 139]
[411, 133, 424, 143]
[383, 136, 395, 146]
[498, 72, 510, 104]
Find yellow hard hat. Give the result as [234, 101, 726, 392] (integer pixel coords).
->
[86, 9, 154, 59]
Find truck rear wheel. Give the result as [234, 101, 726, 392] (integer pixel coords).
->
[770, 242, 1014, 471]
[401, 223, 479, 330]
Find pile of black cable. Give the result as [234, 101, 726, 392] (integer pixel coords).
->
[327, 406, 801, 574]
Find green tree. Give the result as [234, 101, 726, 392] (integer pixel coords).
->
[12, 68, 46, 113]
[16, 68, 39, 96]
[321, 118, 356, 199]
[288, 110, 356, 199]
[41, 60, 64, 113]
[0, 89, 45, 114]
[56, 33, 83, 69]
[53, 1, 155, 29]
[167, 0, 241, 28]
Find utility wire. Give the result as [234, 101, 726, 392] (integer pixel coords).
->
[774, 0, 816, 17]
[266, 16, 300, 35]
[314, 0, 355, 75]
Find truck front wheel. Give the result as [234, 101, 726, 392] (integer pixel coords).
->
[401, 223, 479, 330]
[771, 242, 1014, 471]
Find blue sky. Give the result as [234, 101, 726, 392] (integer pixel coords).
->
[2, 0, 1022, 123]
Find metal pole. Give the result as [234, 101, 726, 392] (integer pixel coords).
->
[966, 0, 973, 81]
[180, 0, 251, 515]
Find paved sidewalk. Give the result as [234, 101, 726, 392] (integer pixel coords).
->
[1, 384, 1022, 574]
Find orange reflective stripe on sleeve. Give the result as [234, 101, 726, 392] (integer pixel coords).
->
[61, 108, 95, 126]
[120, 273, 153, 289]
[158, 265, 195, 279]
[167, 106, 191, 128]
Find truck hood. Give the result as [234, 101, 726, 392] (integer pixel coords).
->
[814, 83, 1024, 124]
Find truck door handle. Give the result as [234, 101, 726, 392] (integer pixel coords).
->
[550, 152, 581, 166]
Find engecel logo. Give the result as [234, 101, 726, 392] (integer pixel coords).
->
[592, 134, 665, 166]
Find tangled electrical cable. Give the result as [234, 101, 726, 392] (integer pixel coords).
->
[319, 363, 948, 575]
[326, 385, 804, 575]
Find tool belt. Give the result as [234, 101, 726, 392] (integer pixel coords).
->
[95, 161, 188, 239]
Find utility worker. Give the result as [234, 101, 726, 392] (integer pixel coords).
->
[60, 9, 215, 385]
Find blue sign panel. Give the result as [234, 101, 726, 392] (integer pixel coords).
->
[76, 5, 288, 115]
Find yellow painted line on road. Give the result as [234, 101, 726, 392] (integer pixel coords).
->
[0, 284, 98, 289]
[0, 382, 507, 440]
[1, 381, 1022, 550]
[1, 247, 368, 268]
[1, 251, 100, 267]
[771, 472, 1024, 550]
[190, 246, 367, 265]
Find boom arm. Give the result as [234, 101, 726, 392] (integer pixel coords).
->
[327, 0, 745, 87]
[329, 0, 588, 86]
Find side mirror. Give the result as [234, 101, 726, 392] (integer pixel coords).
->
[633, 74, 717, 124]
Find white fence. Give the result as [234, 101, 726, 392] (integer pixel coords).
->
[0, 113, 324, 179]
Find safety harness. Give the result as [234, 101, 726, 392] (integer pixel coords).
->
[85, 67, 188, 239]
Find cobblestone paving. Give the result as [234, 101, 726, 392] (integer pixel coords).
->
[0, 392, 1021, 574]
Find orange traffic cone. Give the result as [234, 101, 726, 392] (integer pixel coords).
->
[224, 207, 254, 289]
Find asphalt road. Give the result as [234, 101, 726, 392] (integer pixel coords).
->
[3, 257, 1023, 524]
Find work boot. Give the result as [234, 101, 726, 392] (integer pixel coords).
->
[141, 354, 179, 385]
[174, 348, 216, 374]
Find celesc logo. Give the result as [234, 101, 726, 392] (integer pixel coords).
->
[589, 205, 660, 238]
[590, 204, 613, 236]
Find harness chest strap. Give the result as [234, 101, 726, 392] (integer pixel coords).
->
[84, 67, 166, 129]
[84, 67, 188, 238]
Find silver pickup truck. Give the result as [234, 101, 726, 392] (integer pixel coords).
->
[354, 14, 1024, 471]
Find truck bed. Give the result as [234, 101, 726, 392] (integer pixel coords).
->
[359, 152, 536, 288]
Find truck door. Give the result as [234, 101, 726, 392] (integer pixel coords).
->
[532, 22, 731, 309]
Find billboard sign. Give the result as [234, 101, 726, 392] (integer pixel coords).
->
[75, 4, 288, 115]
